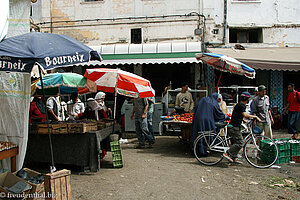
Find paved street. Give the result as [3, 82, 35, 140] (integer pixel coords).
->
[71, 131, 300, 200]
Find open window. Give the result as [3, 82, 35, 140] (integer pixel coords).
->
[229, 28, 262, 43]
[131, 28, 142, 44]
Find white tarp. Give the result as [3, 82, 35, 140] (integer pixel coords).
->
[7, 0, 31, 38]
[0, 71, 31, 171]
[0, 0, 9, 41]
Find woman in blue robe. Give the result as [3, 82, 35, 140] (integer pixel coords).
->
[190, 92, 226, 150]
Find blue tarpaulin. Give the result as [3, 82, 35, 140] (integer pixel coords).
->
[0, 32, 102, 73]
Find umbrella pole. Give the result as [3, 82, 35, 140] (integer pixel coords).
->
[215, 71, 223, 92]
[113, 89, 117, 119]
[38, 65, 56, 173]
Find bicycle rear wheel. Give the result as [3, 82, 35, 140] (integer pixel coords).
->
[243, 135, 279, 168]
[193, 133, 226, 166]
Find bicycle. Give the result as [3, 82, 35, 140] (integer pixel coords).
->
[193, 118, 279, 168]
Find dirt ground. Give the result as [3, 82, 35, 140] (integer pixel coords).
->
[69, 130, 300, 200]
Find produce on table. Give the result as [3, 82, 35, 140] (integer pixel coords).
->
[172, 113, 194, 123]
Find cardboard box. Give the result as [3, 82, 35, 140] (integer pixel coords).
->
[13, 168, 45, 200]
[0, 171, 32, 199]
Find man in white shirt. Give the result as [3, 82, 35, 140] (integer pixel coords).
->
[67, 92, 85, 120]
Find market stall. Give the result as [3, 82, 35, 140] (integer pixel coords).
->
[0, 32, 101, 171]
[26, 120, 120, 172]
[159, 114, 193, 141]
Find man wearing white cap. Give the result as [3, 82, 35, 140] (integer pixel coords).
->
[252, 85, 274, 138]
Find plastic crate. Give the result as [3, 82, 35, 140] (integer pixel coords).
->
[112, 154, 122, 161]
[110, 141, 121, 151]
[113, 160, 123, 168]
[261, 139, 290, 152]
[261, 154, 290, 164]
[291, 156, 300, 163]
[290, 142, 300, 150]
[291, 149, 300, 156]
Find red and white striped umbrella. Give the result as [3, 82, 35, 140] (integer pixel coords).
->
[84, 68, 155, 98]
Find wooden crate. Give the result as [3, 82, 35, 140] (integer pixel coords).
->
[44, 169, 71, 200]
[13, 168, 44, 200]
[37, 123, 68, 134]
[97, 121, 107, 130]
[87, 122, 98, 131]
[67, 122, 97, 133]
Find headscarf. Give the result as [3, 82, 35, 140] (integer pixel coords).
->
[217, 93, 223, 106]
[87, 98, 100, 111]
[33, 96, 46, 114]
[95, 92, 106, 108]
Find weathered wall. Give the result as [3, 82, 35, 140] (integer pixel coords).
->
[32, 0, 300, 47]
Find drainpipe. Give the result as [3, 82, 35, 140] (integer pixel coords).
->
[50, 0, 53, 33]
[223, 0, 227, 44]
[187, 12, 206, 52]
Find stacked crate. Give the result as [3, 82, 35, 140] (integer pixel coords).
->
[290, 140, 300, 162]
[67, 121, 97, 133]
[261, 138, 291, 164]
[37, 123, 68, 134]
[110, 141, 123, 168]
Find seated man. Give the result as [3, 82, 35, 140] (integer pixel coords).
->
[67, 92, 85, 120]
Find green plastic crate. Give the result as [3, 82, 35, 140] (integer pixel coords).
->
[274, 156, 291, 164]
[110, 140, 121, 151]
[274, 138, 291, 150]
[112, 149, 122, 155]
[113, 160, 123, 168]
[112, 154, 122, 161]
[290, 142, 300, 150]
[291, 149, 300, 156]
[261, 154, 290, 164]
[261, 139, 290, 151]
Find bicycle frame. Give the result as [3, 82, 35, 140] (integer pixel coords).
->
[204, 119, 260, 153]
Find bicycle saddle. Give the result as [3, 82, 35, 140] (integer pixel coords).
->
[215, 121, 228, 129]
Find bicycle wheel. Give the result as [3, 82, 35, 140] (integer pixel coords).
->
[193, 132, 226, 166]
[243, 135, 279, 168]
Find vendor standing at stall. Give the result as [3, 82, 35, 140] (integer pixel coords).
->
[173, 82, 194, 114]
[95, 92, 112, 118]
[46, 94, 61, 121]
[67, 92, 85, 120]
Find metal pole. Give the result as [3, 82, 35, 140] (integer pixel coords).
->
[37, 65, 56, 173]
[114, 89, 117, 119]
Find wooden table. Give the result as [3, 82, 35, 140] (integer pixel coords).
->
[0, 147, 18, 172]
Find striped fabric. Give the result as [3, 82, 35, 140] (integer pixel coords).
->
[84, 68, 155, 98]
[196, 53, 256, 79]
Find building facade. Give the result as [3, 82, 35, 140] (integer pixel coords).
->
[32, 0, 300, 108]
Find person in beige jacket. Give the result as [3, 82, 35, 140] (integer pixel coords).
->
[174, 82, 194, 113]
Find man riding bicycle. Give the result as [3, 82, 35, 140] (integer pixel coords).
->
[223, 92, 261, 163]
